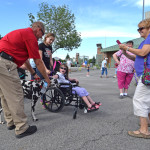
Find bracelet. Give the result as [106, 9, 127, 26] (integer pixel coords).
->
[32, 72, 36, 76]
[126, 47, 129, 51]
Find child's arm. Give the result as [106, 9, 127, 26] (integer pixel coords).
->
[68, 77, 79, 84]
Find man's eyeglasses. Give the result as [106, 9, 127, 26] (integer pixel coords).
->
[137, 27, 145, 32]
[40, 28, 44, 36]
[60, 67, 67, 70]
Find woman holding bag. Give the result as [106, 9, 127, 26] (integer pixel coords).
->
[119, 18, 150, 139]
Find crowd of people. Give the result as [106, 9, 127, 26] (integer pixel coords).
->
[0, 18, 150, 139]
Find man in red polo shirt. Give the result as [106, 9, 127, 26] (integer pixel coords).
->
[0, 22, 51, 138]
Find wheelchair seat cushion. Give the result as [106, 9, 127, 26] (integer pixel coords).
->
[72, 87, 89, 97]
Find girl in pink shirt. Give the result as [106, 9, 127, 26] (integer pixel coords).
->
[113, 41, 135, 99]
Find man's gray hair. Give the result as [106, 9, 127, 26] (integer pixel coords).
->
[32, 21, 45, 33]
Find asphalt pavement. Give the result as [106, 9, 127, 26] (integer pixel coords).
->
[0, 68, 150, 150]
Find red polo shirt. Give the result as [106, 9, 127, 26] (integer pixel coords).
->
[0, 28, 40, 67]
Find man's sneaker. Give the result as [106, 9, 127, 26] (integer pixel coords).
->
[7, 125, 16, 130]
[16, 125, 37, 139]
[40, 99, 50, 109]
[40, 99, 46, 109]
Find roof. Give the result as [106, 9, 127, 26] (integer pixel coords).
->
[100, 37, 144, 52]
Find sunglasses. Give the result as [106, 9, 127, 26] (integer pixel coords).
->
[137, 27, 146, 32]
[60, 67, 67, 70]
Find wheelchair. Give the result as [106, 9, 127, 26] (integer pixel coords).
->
[42, 80, 87, 119]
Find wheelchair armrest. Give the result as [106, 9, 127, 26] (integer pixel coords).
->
[58, 83, 72, 88]
[70, 80, 76, 83]
[70, 80, 79, 86]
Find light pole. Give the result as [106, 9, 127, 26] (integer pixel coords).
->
[142, 0, 145, 20]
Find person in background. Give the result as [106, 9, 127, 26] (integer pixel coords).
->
[113, 62, 118, 78]
[74, 61, 77, 67]
[84, 60, 88, 68]
[29, 59, 36, 80]
[119, 18, 150, 138]
[17, 64, 27, 80]
[66, 58, 72, 74]
[113, 41, 135, 99]
[0, 21, 51, 138]
[100, 58, 108, 78]
[86, 64, 90, 77]
[36, 33, 55, 79]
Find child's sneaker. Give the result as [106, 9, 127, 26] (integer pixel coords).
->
[40, 99, 50, 109]
[87, 105, 99, 113]
[40, 99, 46, 109]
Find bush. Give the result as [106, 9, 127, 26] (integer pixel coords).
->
[94, 64, 100, 69]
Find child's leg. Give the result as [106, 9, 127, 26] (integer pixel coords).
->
[87, 95, 102, 107]
[86, 95, 95, 105]
[124, 73, 134, 94]
[82, 96, 92, 108]
[117, 71, 126, 95]
[82, 96, 99, 112]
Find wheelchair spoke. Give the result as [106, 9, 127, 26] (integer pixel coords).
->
[42, 87, 65, 112]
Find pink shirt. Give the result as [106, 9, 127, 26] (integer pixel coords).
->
[115, 50, 134, 73]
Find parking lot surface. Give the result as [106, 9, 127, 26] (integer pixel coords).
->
[0, 68, 150, 150]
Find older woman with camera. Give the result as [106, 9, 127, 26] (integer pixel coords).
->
[119, 18, 150, 139]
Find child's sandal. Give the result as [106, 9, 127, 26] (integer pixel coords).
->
[93, 102, 102, 107]
[87, 105, 99, 112]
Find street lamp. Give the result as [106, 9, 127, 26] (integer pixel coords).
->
[142, 0, 145, 20]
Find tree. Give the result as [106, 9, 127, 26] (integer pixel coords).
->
[89, 56, 96, 65]
[92, 56, 96, 65]
[0, 34, 2, 40]
[65, 53, 70, 60]
[28, 2, 82, 53]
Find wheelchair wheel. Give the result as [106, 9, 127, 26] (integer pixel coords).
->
[42, 87, 65, 112]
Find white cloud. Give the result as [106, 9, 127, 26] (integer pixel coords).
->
[136, 0, 150, 7]
[6, 2, 13, 5]
[81, 30, 139, 38]
[114, 0, 150, 7]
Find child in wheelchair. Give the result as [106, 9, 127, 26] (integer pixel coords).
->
[53, 64, 102, 112]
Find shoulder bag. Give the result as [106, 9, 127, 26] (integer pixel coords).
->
[141, 55, 150, 85]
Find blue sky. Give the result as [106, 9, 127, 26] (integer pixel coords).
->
[0, 0, 150, 59]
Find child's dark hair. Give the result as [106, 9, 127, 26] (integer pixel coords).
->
[126, 40, 134, 45]
[59, 64, 69, 79]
